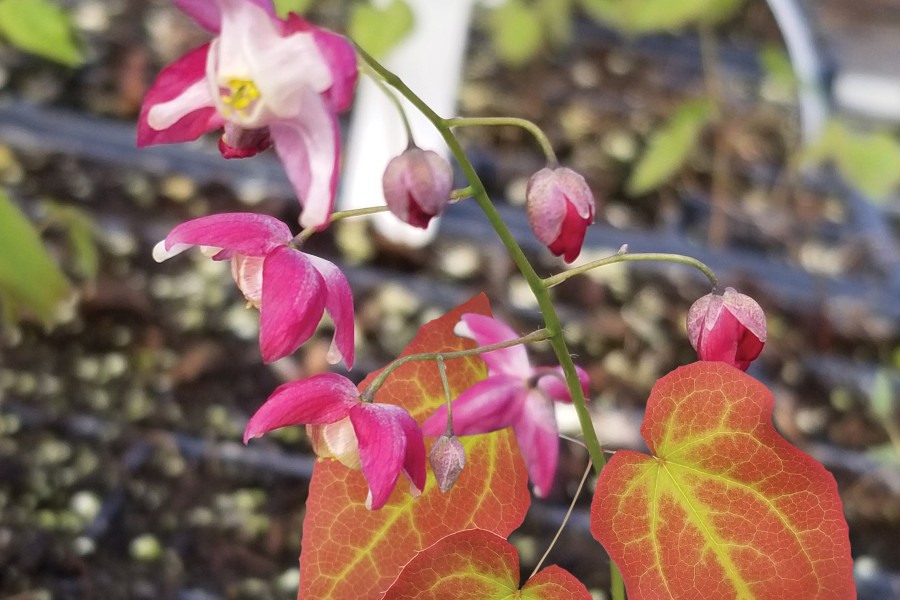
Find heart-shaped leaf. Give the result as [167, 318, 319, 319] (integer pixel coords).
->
[591, 361, 855, 599]
[349, 0, 414, 59]
[383, 529, 591, 599]
[299, 294, 531, 599]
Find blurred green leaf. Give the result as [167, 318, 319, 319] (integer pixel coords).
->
[44, 202, 100, 282]
[489, 0, 543, 67]
[349, 0, 414, 59]
[0, 0, 83, 66]
[0, 190, 72, 326]
[537, 0, 573, 46]
[759, 43, 797, 91]
[273, 0, 313, 17]
[802, 120, 900, 201]
[579, 0, 742, 34]
[627, 100, 713, 196]
[868, 370, 896, 422]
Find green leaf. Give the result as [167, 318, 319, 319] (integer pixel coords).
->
[0, 0, 83, 66]
[759, 43, 798, 90]
[272, 0, 313, 17]
[579, 0, 742, 33]
[489, 0, 544, 67]
[626, 100, 713, 195]
[349, 0, 414, 59]
[869, 370, 896, 422]
[44, 202, 100, 282]
[537, 0, 573, 47]
[802, 120, 900, 201]
[0, 190, 72, 326]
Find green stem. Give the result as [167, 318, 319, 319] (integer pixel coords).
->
[445, 116, 558, 165]
[543, 251, 719, 291]
[360, 62, 416, 147]
[293, 205, 391, 244]
[356, 44, 624, 599]
[436, 357, 455, 436]
[360, 329, 552, 403]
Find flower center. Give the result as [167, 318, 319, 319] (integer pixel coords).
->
[219, 78, 261, 117]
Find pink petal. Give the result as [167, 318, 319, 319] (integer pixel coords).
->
[398, 410, 427, 497]
[269, 89, 339, 230]
[305, 254, 355, 369]
[175, 0, 276, 32]
[455, 314, 531, 377]
[138, 44, 222, 147]
[421, 375, 525, 437]
[514, 391, 560, 498]
[536, 365, 590, 404]
[350, 403, 410, 510]
[243, 373, 358, 442]
[161, 213, 293, 256]
[259, 247, 327, 363]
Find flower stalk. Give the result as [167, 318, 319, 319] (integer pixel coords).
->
[543, 250, 719, 290]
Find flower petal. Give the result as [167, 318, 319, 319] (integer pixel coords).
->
[138, 43, 222, 147]
[243, 372, 358, 443]
[398, 411, 427, 497]
[514, 391, 560, 498]
[269, 89, 339, 231]
[421, 375, 525, 437]
[350, 403, 410, 510]
[161, 212, 293, 257]
[305, 254, 355, 369]
[176, 0, 276, 33]
[259, 247, 327, 363]
[455, 314, 531, 377]
[536, 365, 590, 404]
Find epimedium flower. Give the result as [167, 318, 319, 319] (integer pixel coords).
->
[382, 147, 454, 229]
[421, 314, 590, 497]
[153, 212, 354, 367]
[243, 372, 426, 510]
[526, 167, 595, 263]
[686, 286, 767, 371]
[137, 0, 358, 230]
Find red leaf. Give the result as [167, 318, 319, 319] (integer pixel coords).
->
[591, 361, 855, 599]
[300, 294, 531, 599]
[382, 529, 592, 599]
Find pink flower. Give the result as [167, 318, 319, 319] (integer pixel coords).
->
[422, 314, 590, 497]
[137, 0, 358, 230]
[244, 373, 426, 510]
[152, 212, 354, 367]
[686, 287, 767, 371]
[526, 167, 595, 263]
[382, 148, 454, 229]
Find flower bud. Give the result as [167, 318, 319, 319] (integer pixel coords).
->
[429, 434, 466, 493]
[382, 148, 453, 229]
[526, 167, 595, 263]
[686, 287, 767, 371]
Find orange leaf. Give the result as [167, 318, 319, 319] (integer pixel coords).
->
[300, 294, 531, 599]
[382, 529, 592, 599]
[591, 361, 855, 600]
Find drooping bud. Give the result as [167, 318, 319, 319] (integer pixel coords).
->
[526, 167, 595, 263]
[382, 148, 453, 229]
[218, 123, 272, 158]
[686, 287, 767, 371]
[429, 434, 466, 493]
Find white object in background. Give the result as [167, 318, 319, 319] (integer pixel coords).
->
[339, 0, 476, 247]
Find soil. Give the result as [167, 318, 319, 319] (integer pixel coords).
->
[1, 1, 899, 599]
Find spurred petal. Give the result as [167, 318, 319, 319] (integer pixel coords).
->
[138, 43, 221, 147]
[269, 89, 339, 230]
[159, 212, 293, 257]
[536, 365, 590, 404]
[421, 375, 525, 437]
[454, 314, 531, 377]
[514, 391, 560, 497]
[398, 410, 427, 497]
[259, 247, 326, 363]
[350, 403, 414, 510]
[243, 372, 358, 443]
[306, 254, 355, 369]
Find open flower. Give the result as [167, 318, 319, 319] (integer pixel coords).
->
[526, 167, 595, 263]
[421, 314, 589, 497]
[244, 373, 426, 510]
[153, 212, 354, 366]
[137, 0, 358, 230]
[687, 287, 766, 371]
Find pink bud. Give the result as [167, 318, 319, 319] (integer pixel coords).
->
[686, 287, 767, 371]
[429, 434, 466, 493]
[382, 148, 453, 229]
[526, 167, 595, 263]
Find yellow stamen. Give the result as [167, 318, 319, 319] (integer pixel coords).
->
[220, 78, 260, 115]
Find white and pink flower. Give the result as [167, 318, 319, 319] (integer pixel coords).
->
[153, 212, 354, 367]
[138, 0, 358, 230]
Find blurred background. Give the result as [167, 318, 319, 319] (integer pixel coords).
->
[1, 0, 900, 598]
